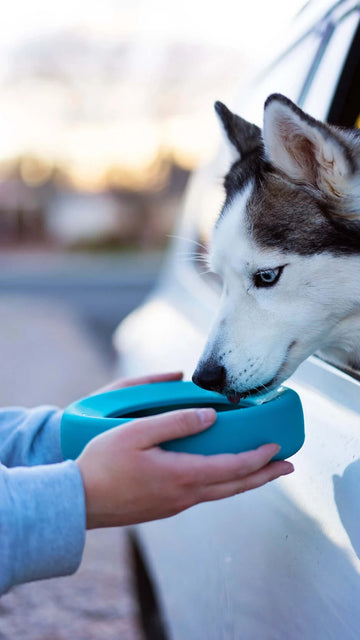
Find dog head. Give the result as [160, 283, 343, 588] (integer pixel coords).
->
[193, 94, 360, 401]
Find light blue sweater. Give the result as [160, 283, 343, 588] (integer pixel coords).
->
[0, 406, 86, 595]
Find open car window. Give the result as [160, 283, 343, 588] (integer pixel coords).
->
[305, 6, 360, 121]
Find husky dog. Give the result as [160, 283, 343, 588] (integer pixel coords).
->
[193, 94, 360, 402]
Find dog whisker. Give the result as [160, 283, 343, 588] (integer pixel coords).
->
[167, 234, 208, 252]
[177, 251, 209, 259]
[178, 255, 210, 266]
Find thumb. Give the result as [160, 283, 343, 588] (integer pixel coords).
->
[128, 408, 217, 449]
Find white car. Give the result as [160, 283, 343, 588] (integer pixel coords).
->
[114, 2, 360, 638]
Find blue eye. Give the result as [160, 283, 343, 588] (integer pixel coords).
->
[253, 266, 284, 288]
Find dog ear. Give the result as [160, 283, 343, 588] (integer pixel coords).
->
[263, 94, 356, 203]
[215, 101, 262, 162]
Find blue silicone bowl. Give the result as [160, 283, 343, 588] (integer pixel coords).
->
[60, 381, 304, 460]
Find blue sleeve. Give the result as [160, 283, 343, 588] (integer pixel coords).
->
[0, 406, 64, 467]
[0, 407, 86, 595]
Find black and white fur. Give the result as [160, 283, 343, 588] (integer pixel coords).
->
[193, 94, 360, 402]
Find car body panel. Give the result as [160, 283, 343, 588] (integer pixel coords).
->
[133, 357, 360, 639]
[114, 1, 360, 637]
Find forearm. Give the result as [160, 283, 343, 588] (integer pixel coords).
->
[0, 460, 86, 595]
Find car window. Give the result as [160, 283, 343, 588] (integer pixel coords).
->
[236, 28, 326, 126]
[303, 8, 360, 121]
[327, 10, 360, 127]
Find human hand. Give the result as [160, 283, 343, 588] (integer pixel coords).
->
[76, 407, 294, 529]
[93, 370, 184, 395]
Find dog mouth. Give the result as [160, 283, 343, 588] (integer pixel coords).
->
[226, 391, 243, 404]
[226, 376, 278, 405]
[225, 341, 298, 405]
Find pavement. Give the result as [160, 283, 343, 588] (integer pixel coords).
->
[0, 291, 146, 639]
[0, 249, 163, 368]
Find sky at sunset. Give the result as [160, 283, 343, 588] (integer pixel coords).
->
[0, 0, 306, 189]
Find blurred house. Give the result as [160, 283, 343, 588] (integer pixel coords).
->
[0, 156, 190, 250]
[0, 13, 243, 250]
[0, 178, 47, 244]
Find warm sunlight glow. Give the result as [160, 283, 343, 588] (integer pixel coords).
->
[0, 0, 305, 189]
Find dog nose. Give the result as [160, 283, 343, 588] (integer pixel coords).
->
[192, 363, 227, 393]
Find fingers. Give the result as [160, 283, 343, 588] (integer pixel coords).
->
[153, 443, 293, 504]
[161, 443, 282, 487]
[169, 452, 294, 508]
[186, 443, 283, 485]
[120, 371, 184, 388]
[96, 371, 184, 393]
[197, 460, 294, 503]
[128, 408, 217, 448]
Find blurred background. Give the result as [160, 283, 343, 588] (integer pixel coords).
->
[0, 1, 304, 638]
[0, 0, 304, 254]
[0, 0, 304, 372]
